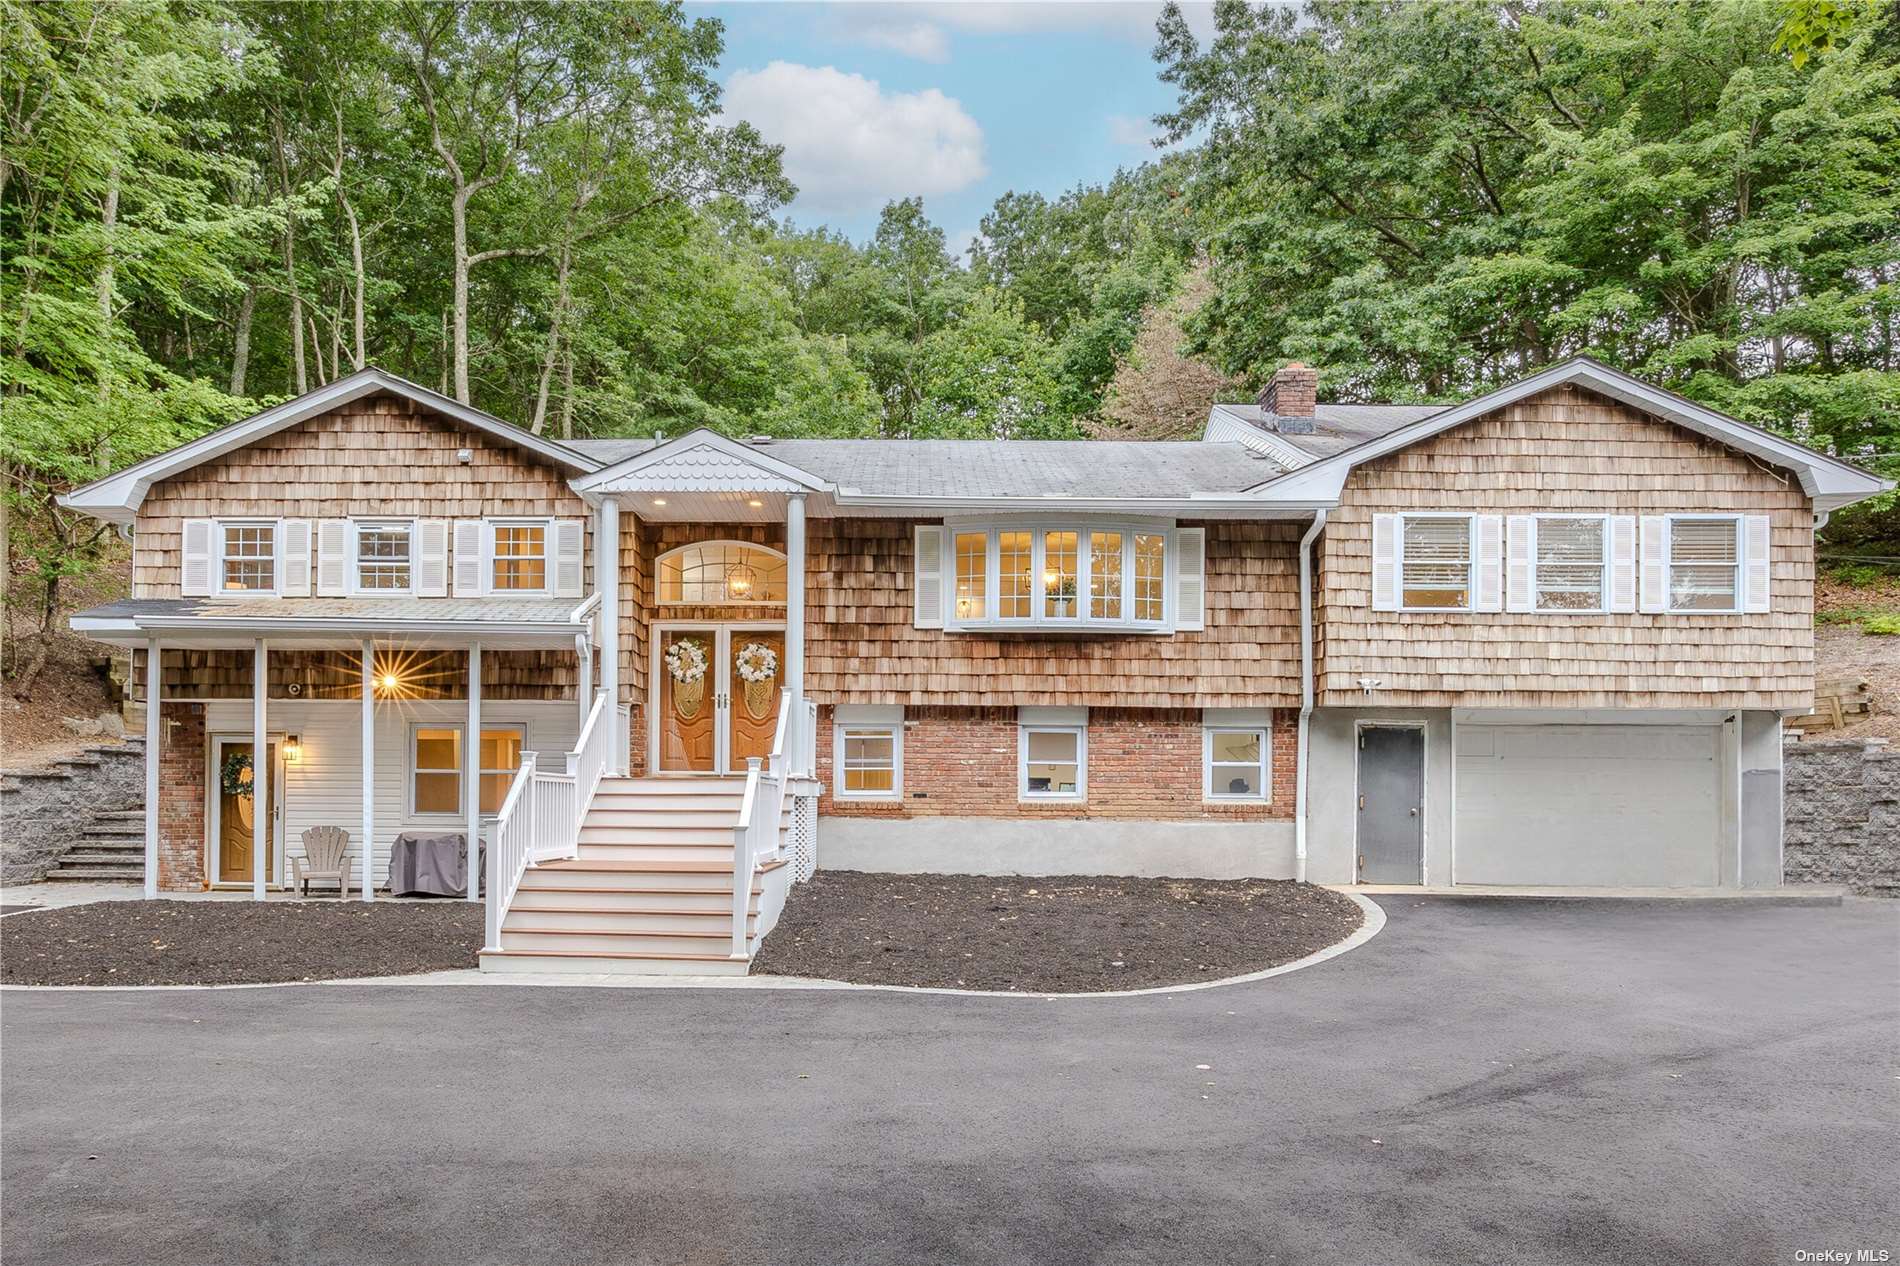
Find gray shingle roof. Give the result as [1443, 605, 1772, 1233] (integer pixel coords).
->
[565, 438, 1282, 498]
[1211, 403, 1446, 460]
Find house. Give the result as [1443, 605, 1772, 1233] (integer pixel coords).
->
[58, 357, 1890, 972]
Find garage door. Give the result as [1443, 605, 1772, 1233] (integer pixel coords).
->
[1455, 725, 1721, 887]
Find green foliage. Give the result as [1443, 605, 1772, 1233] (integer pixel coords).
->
[915, 289, 1076, 440]
[1864, 613, 1900, 634]
[1156, 0, 1900, 512]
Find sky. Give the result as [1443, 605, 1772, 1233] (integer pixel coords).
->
[688, 1, 1219, 259]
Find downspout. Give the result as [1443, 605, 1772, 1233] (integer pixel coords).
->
[1295, 509, 1327, 883]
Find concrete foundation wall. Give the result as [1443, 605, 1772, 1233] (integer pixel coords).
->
[1784, 738, 1898, 896]
[1306, 709, 1454, 886]
[818, 815, 1297, 879]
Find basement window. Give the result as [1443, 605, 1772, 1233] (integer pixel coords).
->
[1205, 727, 1269, 801]
[1019, 725, 1086, 801]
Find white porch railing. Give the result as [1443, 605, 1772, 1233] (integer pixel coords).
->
[483, 689, 612, 952]
[730, 692, 795, 958]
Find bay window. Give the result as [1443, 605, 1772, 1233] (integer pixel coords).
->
[942, 521, 1177, 632]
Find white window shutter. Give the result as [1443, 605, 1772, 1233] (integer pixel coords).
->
[1609, 515, 1638, 613]
[279, 520, 313, 596]
[1473, 515, 1504, 612]
[452, 521, 484, 597]
[1639, 516, 1669, 613]
[553, 519, 585, 598]
[180, 520, 213, 597]
[913, 525, 945, 628]
[1503, 516, 1533, 613]
[415, 520, 449, 597]
[1371, 514, 1399, 611]
[1175, 528, 1206, 630]
[1743, 514, 1772, 613]
[316, 519, 350, 596]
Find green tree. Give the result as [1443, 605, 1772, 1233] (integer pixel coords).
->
[915, 289, 1074, 439]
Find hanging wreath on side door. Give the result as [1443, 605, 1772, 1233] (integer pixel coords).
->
[735, 641, 779, 719]
[219, 750, 256, 798]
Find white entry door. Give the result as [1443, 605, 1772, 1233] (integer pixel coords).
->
[1455, 723, 1722, 887]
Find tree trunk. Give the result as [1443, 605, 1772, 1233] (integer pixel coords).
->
[273, 112, 306, 395]
[450, 188, 471, 402]
[308, 315, 326, 386]
[229, 284, 256, 395]
[559, 326, 575, 440]
[529, 242, 572, 435]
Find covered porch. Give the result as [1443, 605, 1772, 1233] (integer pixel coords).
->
[70, 594, 624, 902]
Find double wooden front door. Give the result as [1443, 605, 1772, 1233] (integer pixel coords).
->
[213, 738, 280, 885]
[654, 626, 786, 775]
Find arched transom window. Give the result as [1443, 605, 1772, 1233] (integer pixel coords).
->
[656, 541, 787, 605]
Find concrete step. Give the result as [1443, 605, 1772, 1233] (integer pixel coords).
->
[502, 907, 757, 934]
[79, 826, 145, 842]
[478, 948, 751, 976]
[510, 885, 759, 913]
[56, 851, 146, 868]
[498, 926, 755, 956]
[68, 838, 145, 852]
[43, 867, 145, 881]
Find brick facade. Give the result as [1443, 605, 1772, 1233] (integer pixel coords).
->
[814, 706, 1295, 821]
[158, 702, 208, 890]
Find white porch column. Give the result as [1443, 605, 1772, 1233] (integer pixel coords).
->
[595, 498, 620, 772]
[143, 640, 161, 899]
[465, 642, 482, 902]
[784, 492, 807, 771]
[360, 638, 375, 902]
[577, 636, 593, 735]
[251, 638, 267, 900]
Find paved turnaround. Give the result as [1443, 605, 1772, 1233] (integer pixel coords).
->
[3, 896, 1895, 1265]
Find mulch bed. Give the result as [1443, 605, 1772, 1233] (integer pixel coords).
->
[0, 900, 482, 986]
[752, 872, 1364, 992]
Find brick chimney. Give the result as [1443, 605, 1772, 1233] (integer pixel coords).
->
[1257, 362, 1318, 433]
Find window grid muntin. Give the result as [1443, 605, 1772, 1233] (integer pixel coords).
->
[1533, 515, 1607, 613]
[1399, 514, 1472, 610]
[221, 522, 276, 592]
[356, 521, 413, 593]
[997, 531, 1033, 619]
[1042, 530, 1079, 619]
[656, 542, 788, 605]
[954, 532, 987, 622]
[1090, 531, 1124, 620]
[1206, 727, 1268, 800]
[492, 523, 548, 593]
[946, 524, 1171, 631]
[838, 726, 899, 796]
[1133, 533, 1165, 621]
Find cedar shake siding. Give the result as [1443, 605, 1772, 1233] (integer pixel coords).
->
[814, 705, 1296, 822]
[136, 647, 583, 702]
[131, 391, 593, 699]
[1317, 384, 1814, 709]
[805, 519, 1304, 709]
[132, 390, 593, 600]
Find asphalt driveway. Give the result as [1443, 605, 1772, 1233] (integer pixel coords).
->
[3, 896, 1894, 1265]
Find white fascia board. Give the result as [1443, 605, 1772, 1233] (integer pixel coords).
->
[1241, 358, 1890, 508]
[1203, 406, 1313, 471]
[829, 492, 1330, 517]
[58, 369, 602, 527]
[125, 613, 585, 638]
[571, 429, 831, 495]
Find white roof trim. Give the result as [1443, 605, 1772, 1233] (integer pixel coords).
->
[58, 369, 601, 527]
[1247, 357, 1892, 510]
[1203, 405, 1314, 471]
[573, 429, 832, 495]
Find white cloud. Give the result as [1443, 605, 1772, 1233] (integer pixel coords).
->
[828, 2, 1219, 61]
[723, 62, 988, 215]
[1107, 113, 1165, 149]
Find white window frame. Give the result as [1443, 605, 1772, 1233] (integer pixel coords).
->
[488, 518, 552, 596]
[1019, 724, 1087, 802]
[833, 721, 902, 800]
[1395, 512, 1475, 613]
[655, 540, 789, 607]
[1664, 513, 1743, 615]
[1204, 726, 1270, 802]
[407, 721, 526, 819]
[475, 723, 528, 816]
[350, 519, 416, 596]
[945, 517, 1175, 634]
[213, 518, 279, 597]
[1529, 514, 1610, 615]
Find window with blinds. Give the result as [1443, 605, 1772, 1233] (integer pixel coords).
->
[1400, 516, 1472, 610]
[1533, 516, 1607, 611]
[1668, 517, 1740, 612]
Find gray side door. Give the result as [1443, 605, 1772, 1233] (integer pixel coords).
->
[1358, 726, 1424, 884]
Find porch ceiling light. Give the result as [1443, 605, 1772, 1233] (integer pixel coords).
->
[652, 498, 667, 507]
[748, 499, 763, 508]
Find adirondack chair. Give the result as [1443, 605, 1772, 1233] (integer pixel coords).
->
[295, 826, 352, 898]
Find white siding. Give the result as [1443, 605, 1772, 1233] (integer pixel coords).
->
[201, 699, 580, 888]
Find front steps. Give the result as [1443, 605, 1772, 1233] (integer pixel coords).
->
[45, 809, 146, 883]
[479, 776, 789, 977]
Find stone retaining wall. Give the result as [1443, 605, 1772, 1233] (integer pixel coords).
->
[1784, 738, 1898, 897]
[0, 742, 146, 884]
